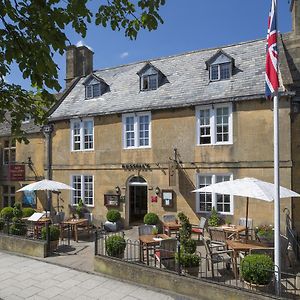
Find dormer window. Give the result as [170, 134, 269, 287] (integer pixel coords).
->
[206, 50, 234, 82]
[83, 74, 109, 99]
[138, 62, 166, 92]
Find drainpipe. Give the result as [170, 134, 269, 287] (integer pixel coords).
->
[42, 124, 54, 255]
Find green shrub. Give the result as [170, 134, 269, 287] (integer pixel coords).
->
[41, 225, 60, 241]
[0, 207, 14, 220]
[13, 203, 23, 219]
[241, 254, 274, 285]
[0, 219, 5, 230]
[183, 239, 197, 254]
[208, 207, 220, 227]
[9, 221, 27, 236]
[105, 235, 126, 257]
[76, 199, 85, 218]
[143, 213, 159, 225]
[106, 209, 121, 223]
[177, 212, 192, 246]
[22, 207, 36, 217]
[176, 252, 200, 267]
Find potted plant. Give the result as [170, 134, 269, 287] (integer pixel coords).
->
[255, 225, 274, 246]
[105, 235, 126, 259]
[176, 212, 200, 276]
[41, 225, 60, 252]
[9, 203, 27, 236]
[241, 254, 274, 291]
[208, 207, 220, 227]
[144, 212, 159, 226]
[76, 199, 85, 218]
[152, 227, 158, 237]
[104, 209, 123, 232]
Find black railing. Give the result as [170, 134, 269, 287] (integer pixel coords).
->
[95, 230, 300, 299]
[285, 208, 300, 260]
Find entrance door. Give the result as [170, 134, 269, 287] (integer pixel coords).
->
[129, 176, 147, 223]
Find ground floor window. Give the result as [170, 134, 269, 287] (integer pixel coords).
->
[196, 173, 233, 214]
[71, 175, 94, 206]
[3, 185, 15, 207]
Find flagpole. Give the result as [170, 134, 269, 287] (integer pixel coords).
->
[274, 92, 281, 296]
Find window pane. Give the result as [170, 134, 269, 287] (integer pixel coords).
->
[220, 63, 231, 80]
[125, 116, 135, 147]
[216, 175, 231, 213]
[142, 76, 148, 90]
[86, 86, 92, 98]
[93, 84, 101, 97]
[83, 121, 93, 149]
[72, 176, 81, 205]
[198, 175, 212, 212]
[216, 107, 229, 142]
[149, 75, 158, 90]
[84, 176, 93, 205]
[199, 109, 211, 144]
[139, 115, 150, 146]
[211, 65, 219, 80]
[73, 122, 81, 150]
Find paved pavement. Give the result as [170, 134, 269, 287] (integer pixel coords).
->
[0, 252, 187, 300]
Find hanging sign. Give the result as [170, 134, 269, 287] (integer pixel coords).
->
[9, 165, 25, 181]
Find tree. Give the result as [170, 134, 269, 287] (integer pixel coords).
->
[0, 0, 166, 139]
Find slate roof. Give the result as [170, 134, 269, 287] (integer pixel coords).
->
[0, 119, 41, 137]
[49, 38, 287, 121]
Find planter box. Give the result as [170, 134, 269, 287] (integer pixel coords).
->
[104, 220, 123, 232]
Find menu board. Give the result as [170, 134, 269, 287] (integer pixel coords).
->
[104, 194, 120, 207]
[162, 190, 175, 208]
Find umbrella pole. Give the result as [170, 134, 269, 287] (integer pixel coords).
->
[245, 197, 249, 242]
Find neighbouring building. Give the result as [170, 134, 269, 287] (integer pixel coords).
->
[1, 1, 300, 232]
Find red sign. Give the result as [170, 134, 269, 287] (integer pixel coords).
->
[9, 165, 25, 181]
[151, 196, 157, 203]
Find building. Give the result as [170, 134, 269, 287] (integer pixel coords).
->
[1, 1, 300, 231]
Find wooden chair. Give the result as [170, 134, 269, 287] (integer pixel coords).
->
[204, 238, 233, 278]
[154, 238, 177, 270]
[162, 214, 178, 236]
[208, 227, 227, 249]
[138, 225, 155, 236]
[238, 218, 253, 240]
[191, 217, 206, 240]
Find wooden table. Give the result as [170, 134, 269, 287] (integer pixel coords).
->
[227, 239, 273, 278]
[163, 222, 181, 236]
[219, 225, 246, 239]
[139, 234, 169, 265]
[60, 218, 89, 242]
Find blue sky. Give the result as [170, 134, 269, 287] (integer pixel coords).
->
[7, 0, 292, 91]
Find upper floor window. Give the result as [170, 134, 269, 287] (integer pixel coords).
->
[83, 74, 109, 99]
[137, 63, 165, 92]
[3, 139, 16, 165]
[206, 50, 234, 82]
[85, 83, 101, 99]
[71, 175, 94, 206]
[196, 173, 233, 214]
[141, 74, 158, 91]
[71, 118, 94, 151]
[3, 185, 15, 207]
[122, 112, 151, 148]
[196, 103, 232, 145]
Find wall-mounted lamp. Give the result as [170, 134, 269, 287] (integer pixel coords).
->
[115, 186, 121, 195]
[155, 186, 160, 195]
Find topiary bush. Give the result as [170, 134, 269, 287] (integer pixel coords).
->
[106, 209, 121, 223]
[176, 252, 200, 267]
[9, 220, 27, 236]
[13, 203, 23, 219]
[0, 219, 5, 230]
[0, 207, 14, 221]
[143, 212, 159, 225]
[183, 239, 197, 254]
[241, 254, 274, 285]
[22, 207, 36, 218]
[105, 235, 126, 258]
[208, 207, 220, 227]
[41, 225, 60, 241]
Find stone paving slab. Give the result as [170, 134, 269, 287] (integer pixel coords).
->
[0, 252, 188, 300]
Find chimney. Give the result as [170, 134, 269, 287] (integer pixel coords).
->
[65, 45, 94, 88]
[291, 0, 300, 37]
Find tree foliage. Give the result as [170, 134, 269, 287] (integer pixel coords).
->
[0, 0, 166, 139]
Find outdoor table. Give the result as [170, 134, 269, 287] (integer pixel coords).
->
[60, 218, 89, 242]
[227, 239, 273, 278]
[163, 222, 181, 237]
[24, 217, 51, 239]
[219, 225, 246, 240]
[139, 234, 169, 265]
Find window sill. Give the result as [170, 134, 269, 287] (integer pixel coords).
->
[71, 149, 94, 153]
[196, 142, 233, 147]
[123, 146, 151, 150]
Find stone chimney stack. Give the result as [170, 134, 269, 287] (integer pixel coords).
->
[65, 45, 94, 88]
[291, 0, 300, 37]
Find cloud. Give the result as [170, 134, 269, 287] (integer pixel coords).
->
[76, 40, 93, 51]
[120, 52, 129, 59]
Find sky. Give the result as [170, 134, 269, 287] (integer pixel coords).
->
[7, 0, 293, 92]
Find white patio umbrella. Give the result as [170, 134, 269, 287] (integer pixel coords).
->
[192, 177, 300, 239]
[17, 179, 74, 192]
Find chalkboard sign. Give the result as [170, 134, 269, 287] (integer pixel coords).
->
[104, 194, 120, 207]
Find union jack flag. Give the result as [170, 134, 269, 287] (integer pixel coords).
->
[265, 0, 279, 98]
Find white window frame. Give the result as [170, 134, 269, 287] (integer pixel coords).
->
[141, 74, 158, 91]
[85, 83, 101, 99]
[3, 139, 16, 165]
[71, 175, 94, 207]
[210, 62, 231, 81]
[3, 185, 15, 207]
[122, 112, 151, 149]
[196, 173, 233, 215]
[70, 118, 94, 152]
[196, 103, 233, 146]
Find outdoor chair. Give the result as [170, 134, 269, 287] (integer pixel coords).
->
[204, 238, 233, 278]
[77, 212, 93, 239]
[162, 214, 178, 236]
[280, 234, 292, 268]
[191, 217, 206, 241]
[238, 218, 253, 240]
[138, 225, 155, 236]
[154, 238, 177, 270]
[208, 227, 227, 249]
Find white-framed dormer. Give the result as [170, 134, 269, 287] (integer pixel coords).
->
[70, 174, 94, 207]
[195, 173, 234, 215]
[122, 111, 152, 149]
[196, 103, 233, 146]
[70, 118, 94, 152]
[205, 50, 234, 82]
[83, 74, 109, 99]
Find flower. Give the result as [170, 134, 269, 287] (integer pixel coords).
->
[255, 224, 274, 240]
